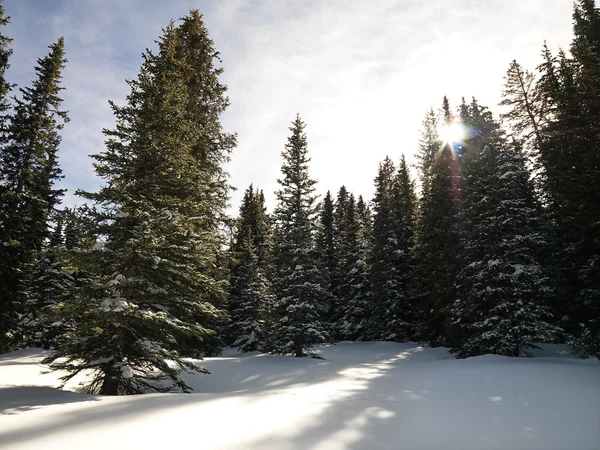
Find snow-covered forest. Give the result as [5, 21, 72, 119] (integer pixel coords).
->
[0, 0, 599, 448]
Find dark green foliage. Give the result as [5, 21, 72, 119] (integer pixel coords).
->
[337, 195, 373, 340]
[0, 0, 12, 121]
[527, 1, 600, 357]
[500, 60, 546, 155]
[413, 100, 463, 346]
[20, 246, 75, 349]
[369, 155, 416, 341]
[451, 132, 561, 357]
[272, 115, 328, 357]
[228, 185, 273, 352]
[230, 229, 271, 352]
[43, 11, 235, 394]
[0, 37, 67, 353]
[316, 190, 336, 323]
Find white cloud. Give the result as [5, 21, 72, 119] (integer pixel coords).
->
[4, 0, 573, 212]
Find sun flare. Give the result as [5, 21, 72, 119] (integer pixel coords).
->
[438, 122, 465, 143]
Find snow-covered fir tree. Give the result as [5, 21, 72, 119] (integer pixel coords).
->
[43, 11, 235, 394]
[20, 242, 74, 349]
[336, 194, 373, 340]
[0, 37, 67, 353]
[230, 229, 271, 352]
[315, 190, 336, 324]
[533, 0, 600, 358]
[271, 115, 328, 357]
[368, 155, 416, 341]
[451, 106, 561, 357]
[413, 98, 463, 346]
[228, 185, 273, 352]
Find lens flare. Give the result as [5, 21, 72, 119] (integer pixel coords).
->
[438, 122, 464, 144]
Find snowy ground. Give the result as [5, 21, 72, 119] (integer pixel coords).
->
[1, 342, 599, 450]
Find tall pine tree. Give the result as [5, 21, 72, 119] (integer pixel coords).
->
[534, 1, 600, 357]
[452, 128, 561, 357]
[228, 184, 273, 352]
[272, 115, 328, 357]
[0, 37, 68, 353]
[369, 155, 416, 341]
[413, 98, 463, 346]
[337, 195, 373, 340]
[43, 11, 235, 394]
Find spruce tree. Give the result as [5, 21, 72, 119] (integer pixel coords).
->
[369, 156, 396, 339]
[228, 185, 273, 352]
[0, 38, 68, 353]
[272, 115, 328, 357]
[315, 190, 336, 323]
[413, 99, 463, 346]
[337, 195, 373, 340]
[230, 229, 270, 352]
[500, 60, 546, 153]
[20, 243, 75, 350]
[534, 1, 600, 357]
[43, 11, 235, 394]
[0, 0, 12, 125]
[369, 155, 416, 341]
[451, 133, 561, 357]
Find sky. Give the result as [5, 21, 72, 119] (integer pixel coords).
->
[4, 0, 574, 213]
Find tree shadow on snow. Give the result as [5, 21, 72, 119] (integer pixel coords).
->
[0, 385, 100, 415]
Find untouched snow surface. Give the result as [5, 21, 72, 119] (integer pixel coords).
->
[1, 342, 599, 450]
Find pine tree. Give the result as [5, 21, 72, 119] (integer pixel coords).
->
[451, 134, 561, 357]
[415, 109, 439, 180]
[315, 190, 336, 323]
[534, 1, 600, 357]
[500, 60, 546, 154]
[63, 208, 82, 250]
[337, 195, 373, 340]
[228, 185, 273, 352]
[272, 115, 328, 357]
[0, 37, 68, 353]
[0, 0, 12, 127]
[332, 186, 353, 321]
[230, 229, 270, 352]
[369, 156, 396, 339]
[43, 11, 235, 394]
[369, 155, 416, 341]
[413, 99, 463, 346]
[390, 155, 417, 335]
[20, 245, 75, 350]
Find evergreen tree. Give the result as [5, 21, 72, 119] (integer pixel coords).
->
[228, 184, 273, 352]
[413, 99, 463, 346]
[369, 155, 416, 341]
[500, 60, 546, 154]
[272, 115, 328, 357]
[332, 186, 352, 312]
[534, 1, 600, 357]
[451, 135, 561, 357]
[20, 245, 75, 350]
[0, 0, 12, 128]
[230, 229, 270, 352]
[337, 195, 373, 340]
[315, 190, 336, 323]
[369, 156, 396, 339]
[415, 109, 439, 180]
[43, 11, 235, 394]
[63, 208, 83, 251]
[0, 37, 68, 353]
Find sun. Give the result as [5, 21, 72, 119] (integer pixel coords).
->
[438, 122, 465, 144]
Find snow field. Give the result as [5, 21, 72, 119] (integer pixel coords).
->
[1, 342, 599, 450]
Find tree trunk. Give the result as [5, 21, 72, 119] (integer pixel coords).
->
[100, 369, 119, 395]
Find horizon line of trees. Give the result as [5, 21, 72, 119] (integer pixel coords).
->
[0, 0, 597, 396]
